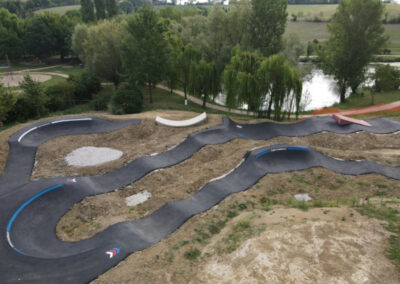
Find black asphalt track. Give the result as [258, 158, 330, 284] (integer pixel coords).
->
[0, 116, 399, 283]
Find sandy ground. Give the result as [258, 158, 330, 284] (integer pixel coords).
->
[1, 111, 400, 283]
[0, 73, 51, 87]
[196, 208, 399, 284]
[91, 205, 399, 284]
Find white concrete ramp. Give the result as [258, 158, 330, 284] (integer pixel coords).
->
[155, 112, 207, 127]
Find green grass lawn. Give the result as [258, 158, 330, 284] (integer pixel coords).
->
[142, 87, 249, 117]
[287, 4, 338, 21]
[332, 89, 400, 110]
[34, 5, 80, 14]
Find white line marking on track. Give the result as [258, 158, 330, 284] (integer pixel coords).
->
[18, 127, 38, 142]
[51, 118, 92, 124]
[18, 118, 92, 143]
[6, 231, 14, 248]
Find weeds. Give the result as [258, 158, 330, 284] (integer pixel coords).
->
[184, 248, 201, 260]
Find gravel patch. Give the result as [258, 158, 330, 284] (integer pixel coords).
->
[125, 190, 152, 207]
[65, 146, 123, 167]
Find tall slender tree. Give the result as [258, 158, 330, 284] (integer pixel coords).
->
[105, 0, 118, 18]
[122, 7, 169, 103]
[250, 0, 287, 56]
[320, 0, 387, 102]
[94, 0, 106, 19]
[81, 0, 95, 23]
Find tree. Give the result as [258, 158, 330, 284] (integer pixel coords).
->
[0, 84, 16, 124]
[119, 1, 133, 14]
[178, 43, 201, 100]
[224, 50, 302, 120]
[105, 0, 118, 18]
[122, 7, 169, 103]
[81, 0, 95, 23]
[165, 34, 182, 94]
[258, 54, 302, 120]
[374, 65, 400, 93]
[24, 12, 74, 60]
[111, 87, 143, 114]
[0, 9, 24, 60]
[224, 50, 263, 114]
[72, 20, 126, 87]
[320, 0, 388, 103]
[19, 75, 48, 119]
[189, 60, 220, 108]
[283, 33, 304, 66]
[94, 0, 106, 19]
[249, 0, 287, 56]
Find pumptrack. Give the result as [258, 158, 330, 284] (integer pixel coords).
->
[0, 115, 399, 283]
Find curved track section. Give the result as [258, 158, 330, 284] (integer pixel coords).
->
[0, 116, 400, 283]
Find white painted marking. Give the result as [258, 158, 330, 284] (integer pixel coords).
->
[6, 231, 14, 248]
[18, 127, 38, 142]
[270, 148, 287, 152]
[150, 153, 158, 156]
[236, 125, 242, 129]
[18, 118, 92, 143]
[51, 118, 92, 124]
[106, 251, 113, 258]
[210, 159, 245, 182]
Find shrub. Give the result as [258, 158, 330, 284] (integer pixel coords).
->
[111, 88, 143, 114]
[374, 64, 400, 92]
[0, 84, 16, 124]
[8, 75, 48, 122]
[46, 82, 75, 111]
[90, 90, 112, 111]
[184, 248, 201, 260]
[67, 71, 101, 102]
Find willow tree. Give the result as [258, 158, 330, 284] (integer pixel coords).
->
[224, 50, 263, 115]
[189, 60, 220, 108]
[224, 51, 302, 120]
[258, 54, 302, 121]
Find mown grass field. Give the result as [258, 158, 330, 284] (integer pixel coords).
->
[285, 22, 400, 55]
[34, 5, 80, 14]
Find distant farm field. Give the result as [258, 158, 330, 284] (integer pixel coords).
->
[34, 5, 80, 14]
[285, 22, 400, 55]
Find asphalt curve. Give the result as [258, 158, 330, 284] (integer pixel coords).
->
[0, 116, 399, 283]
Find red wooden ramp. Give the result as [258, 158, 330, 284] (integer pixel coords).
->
[332, 113, 371, 126]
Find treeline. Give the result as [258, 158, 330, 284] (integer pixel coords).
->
[0, 8, 78, 60]
[287, 0, 339, 4]
[0, 0, 79, 17]
[72, 0, 304, 119]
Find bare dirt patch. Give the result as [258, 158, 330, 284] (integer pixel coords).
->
[0, 73, 51, 87]
[196, 208, 399, 284]
[92, 204, 400, 284]
[32, 111, 222, 180]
